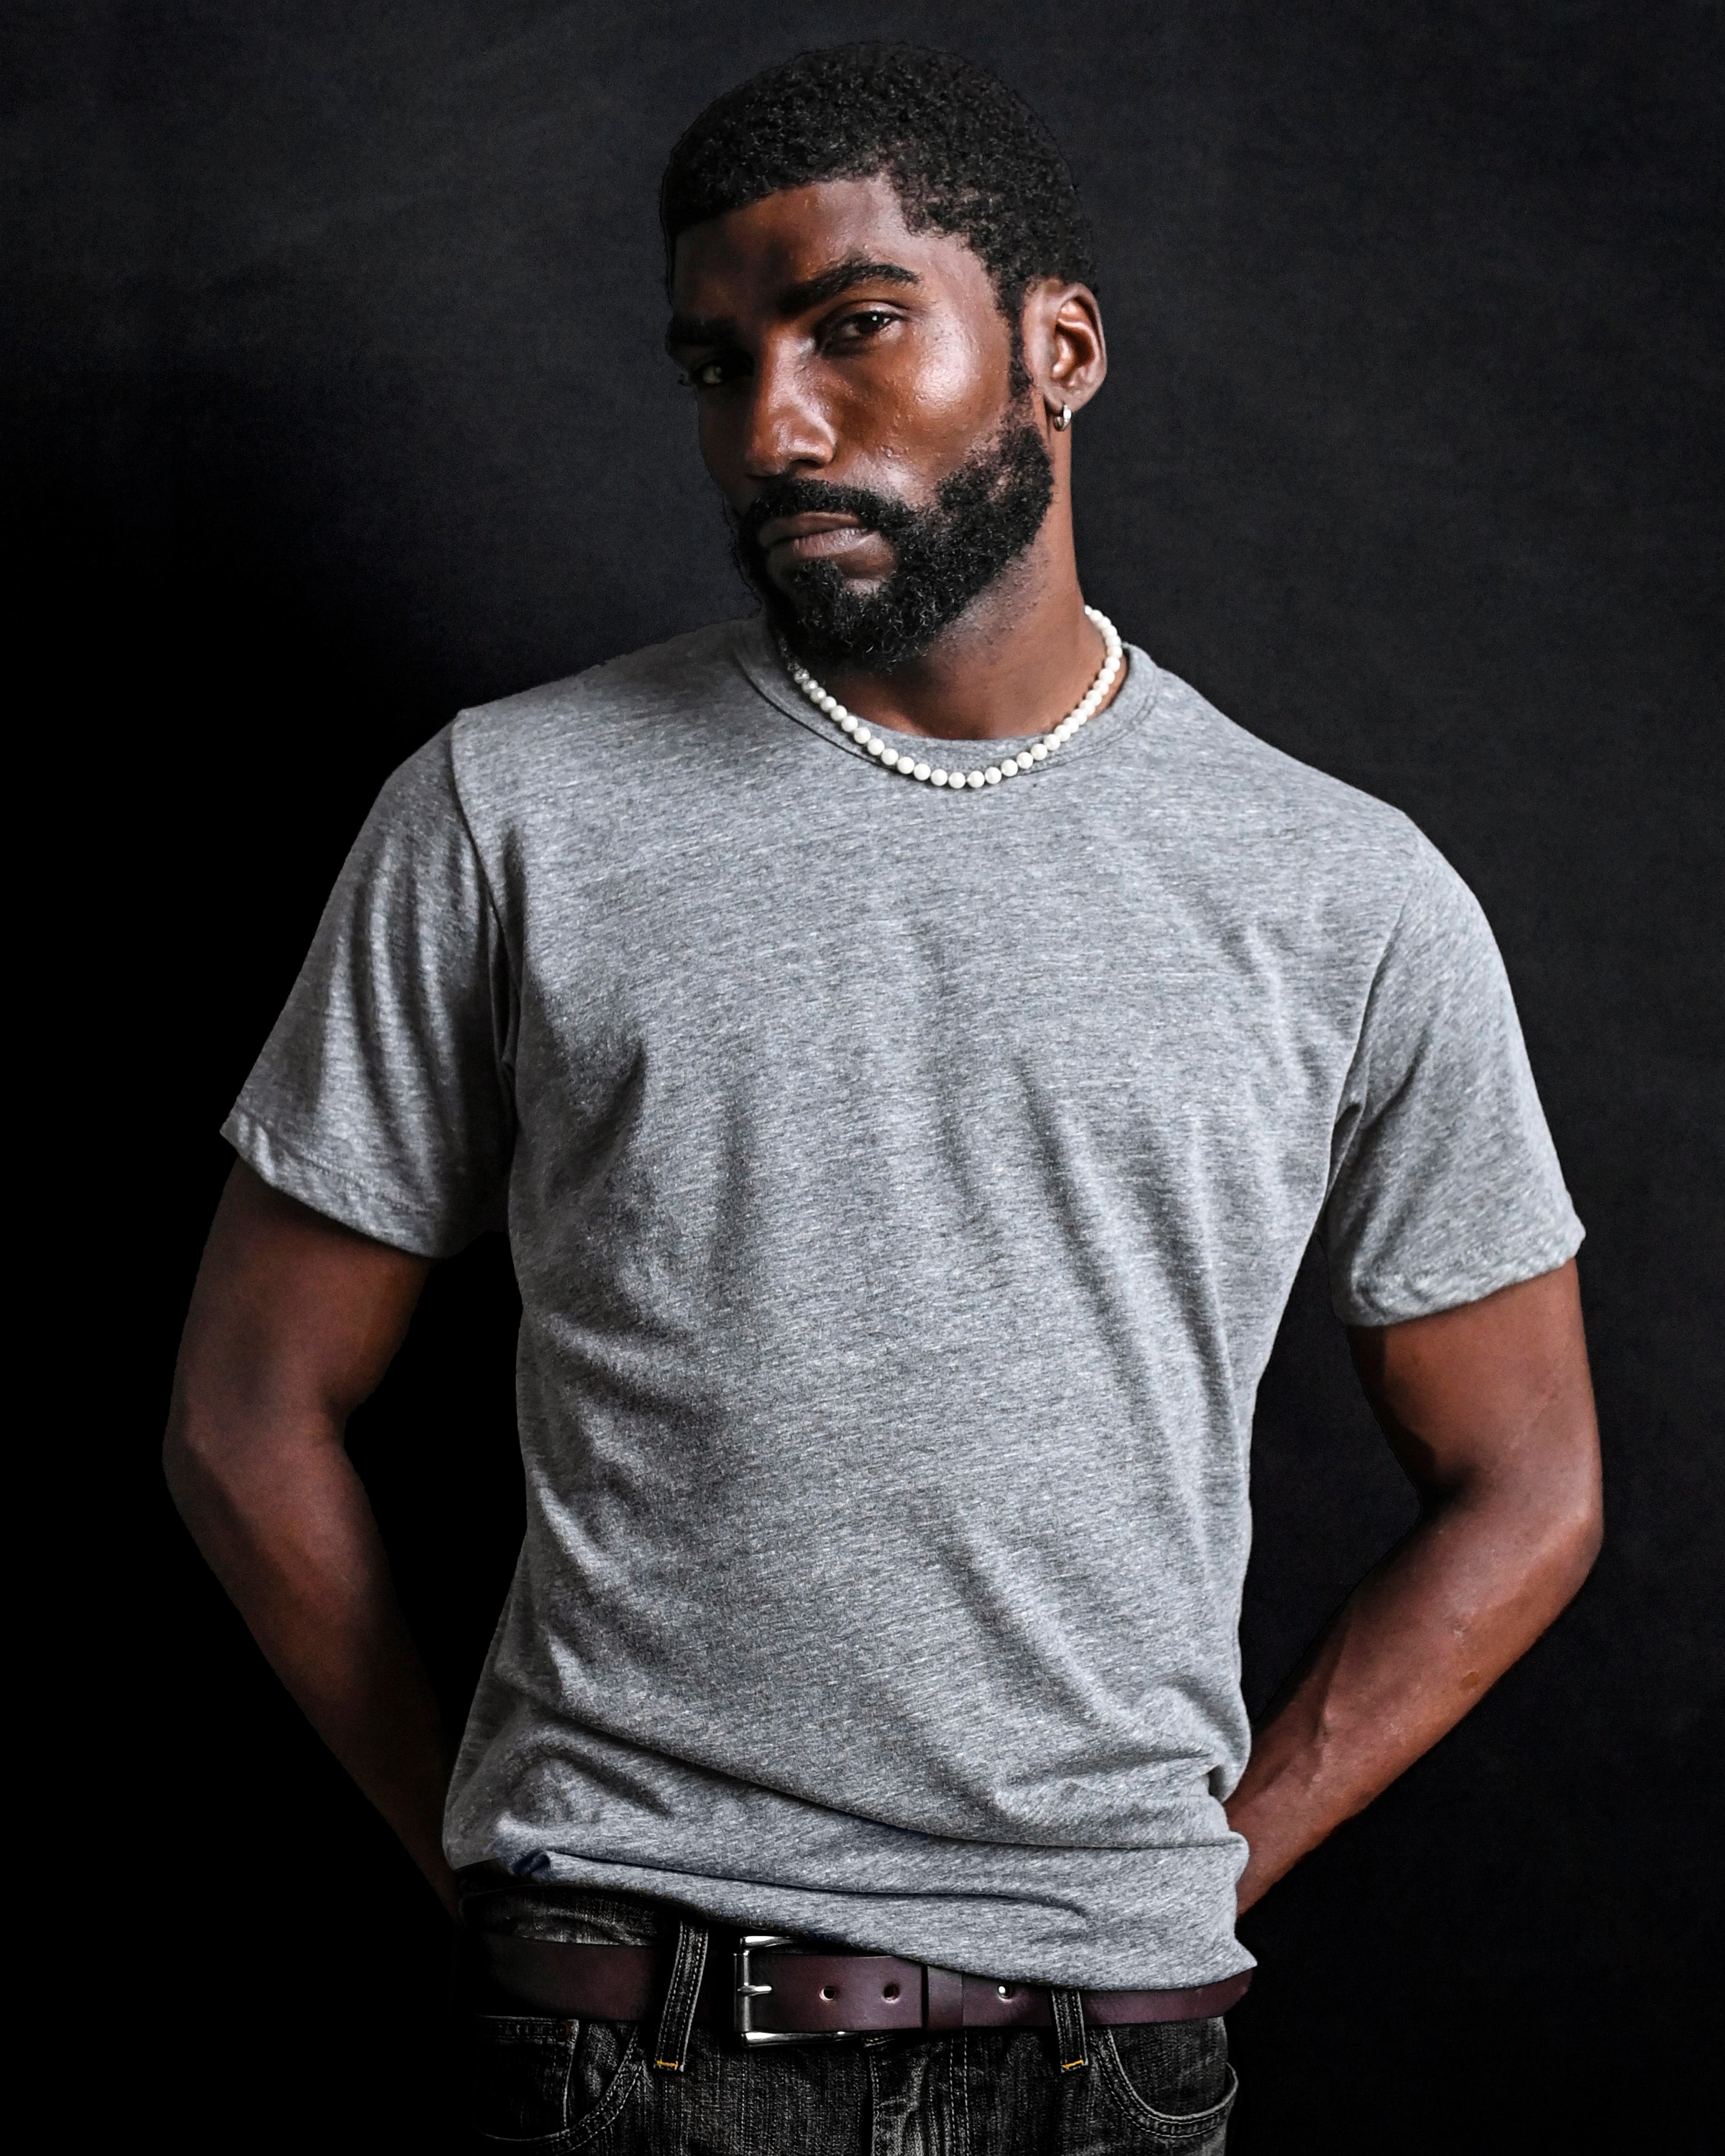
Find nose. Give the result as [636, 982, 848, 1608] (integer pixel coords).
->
[737, 336, 835, 480]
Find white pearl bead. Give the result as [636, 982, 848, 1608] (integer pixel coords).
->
[779, 612, 1121, 795]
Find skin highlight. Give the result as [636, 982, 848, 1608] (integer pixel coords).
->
[165, 174, 1603, 1928]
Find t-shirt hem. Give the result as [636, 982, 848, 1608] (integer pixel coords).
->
[444, 1802, 1254, 1991]
[223, 1104, 481, 1260]
[1330, 1216, 1585, 1327]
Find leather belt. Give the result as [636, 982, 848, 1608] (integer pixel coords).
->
[478, 1933, 1251, 2039]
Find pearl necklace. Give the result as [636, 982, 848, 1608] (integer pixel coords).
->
[778, 606, 1123, 790]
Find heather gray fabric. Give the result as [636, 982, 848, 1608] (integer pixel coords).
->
[225, 617, 1582, 1988]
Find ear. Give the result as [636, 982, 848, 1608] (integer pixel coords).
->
[1020, 281, 1106, 427]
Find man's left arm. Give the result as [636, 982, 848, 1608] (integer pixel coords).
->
[1225, 1257, 1602, 1914]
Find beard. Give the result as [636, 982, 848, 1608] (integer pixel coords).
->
[730, 412, 1055, 670]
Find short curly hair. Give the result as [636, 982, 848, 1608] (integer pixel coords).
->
[659, 44, 1096, 321]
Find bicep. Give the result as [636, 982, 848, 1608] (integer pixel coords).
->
[171, 1161, 434, 1459]
[1346, 1260, 1600, 1510]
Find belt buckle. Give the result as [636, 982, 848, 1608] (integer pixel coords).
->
[734, 1934, 850, 2046]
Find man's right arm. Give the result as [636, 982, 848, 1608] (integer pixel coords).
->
[163, 1161, 457, 1913]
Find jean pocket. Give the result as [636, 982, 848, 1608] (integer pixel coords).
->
[1093, 2019, 1238, 2147]
[467, 2012, 644, 2147]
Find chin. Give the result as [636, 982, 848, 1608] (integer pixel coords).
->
[775, 567, 889, 605]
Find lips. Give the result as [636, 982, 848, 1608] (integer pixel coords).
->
[757, 512, 873, 561]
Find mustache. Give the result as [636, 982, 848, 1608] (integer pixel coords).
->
[733, 475, 916, 550]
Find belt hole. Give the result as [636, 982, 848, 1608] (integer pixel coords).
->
[883, 1983, 900, 2001]
[821, 1984, 837, 2000]
[997, 1984, 1018, 2000]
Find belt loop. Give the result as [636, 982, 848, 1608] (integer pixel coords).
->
[652, 1919, 711, 2073]
[1050, 1986, 1089, 2072]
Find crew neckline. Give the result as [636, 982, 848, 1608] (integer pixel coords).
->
[730, 614, 1163, 775]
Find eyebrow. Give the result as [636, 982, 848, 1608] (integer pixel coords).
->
[665, 256, 921, 353]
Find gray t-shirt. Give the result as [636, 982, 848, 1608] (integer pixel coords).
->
[225, 618, 1582, 1989]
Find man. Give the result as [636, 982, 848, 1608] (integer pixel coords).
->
[165, 44, 1601, 2154]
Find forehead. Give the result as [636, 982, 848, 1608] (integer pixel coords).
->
[669, 174, 997, 318]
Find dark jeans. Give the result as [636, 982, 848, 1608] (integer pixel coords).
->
[467, 2011, 1236, 2153]
[460, 1876, 1237, 2153]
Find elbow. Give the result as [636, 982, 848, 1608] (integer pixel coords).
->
[164, 1362, 344, 1542]
[1534, 1437, 1604, 1610]
[162, 1358, 266, 1526]
[162, 1388, 224, 1524]
[1566, 1475, 1605, 1587]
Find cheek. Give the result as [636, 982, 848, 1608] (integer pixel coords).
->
[842, 319, 1011, 468]
[695, 401, 747, 493]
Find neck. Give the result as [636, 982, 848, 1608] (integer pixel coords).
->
[802, 510, 1118, 742]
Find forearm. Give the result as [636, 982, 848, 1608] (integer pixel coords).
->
[165, 1405, 458, 1913]
[1226, 1470, 1600, 1913]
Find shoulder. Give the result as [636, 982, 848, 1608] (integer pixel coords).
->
[336, 624, 763, 879]
[1132, 662, 1435, 919]
[448, 619, 761, 795]
[1142, 666, 1421, 856]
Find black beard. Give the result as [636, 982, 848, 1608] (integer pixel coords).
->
[730, 414, 1054, 670]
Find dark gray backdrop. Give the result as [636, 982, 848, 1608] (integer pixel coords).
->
[11, 4, 1721, 2150]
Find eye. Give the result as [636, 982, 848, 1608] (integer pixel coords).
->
[679, 353, 748, 391]
[830, 308, 898, 344]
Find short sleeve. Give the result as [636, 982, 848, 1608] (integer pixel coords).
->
[222, 728, 517, 1258]
[1322, 835, 1583, 1326]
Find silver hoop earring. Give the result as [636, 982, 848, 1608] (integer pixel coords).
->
[1053, 403, 1072, 431]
